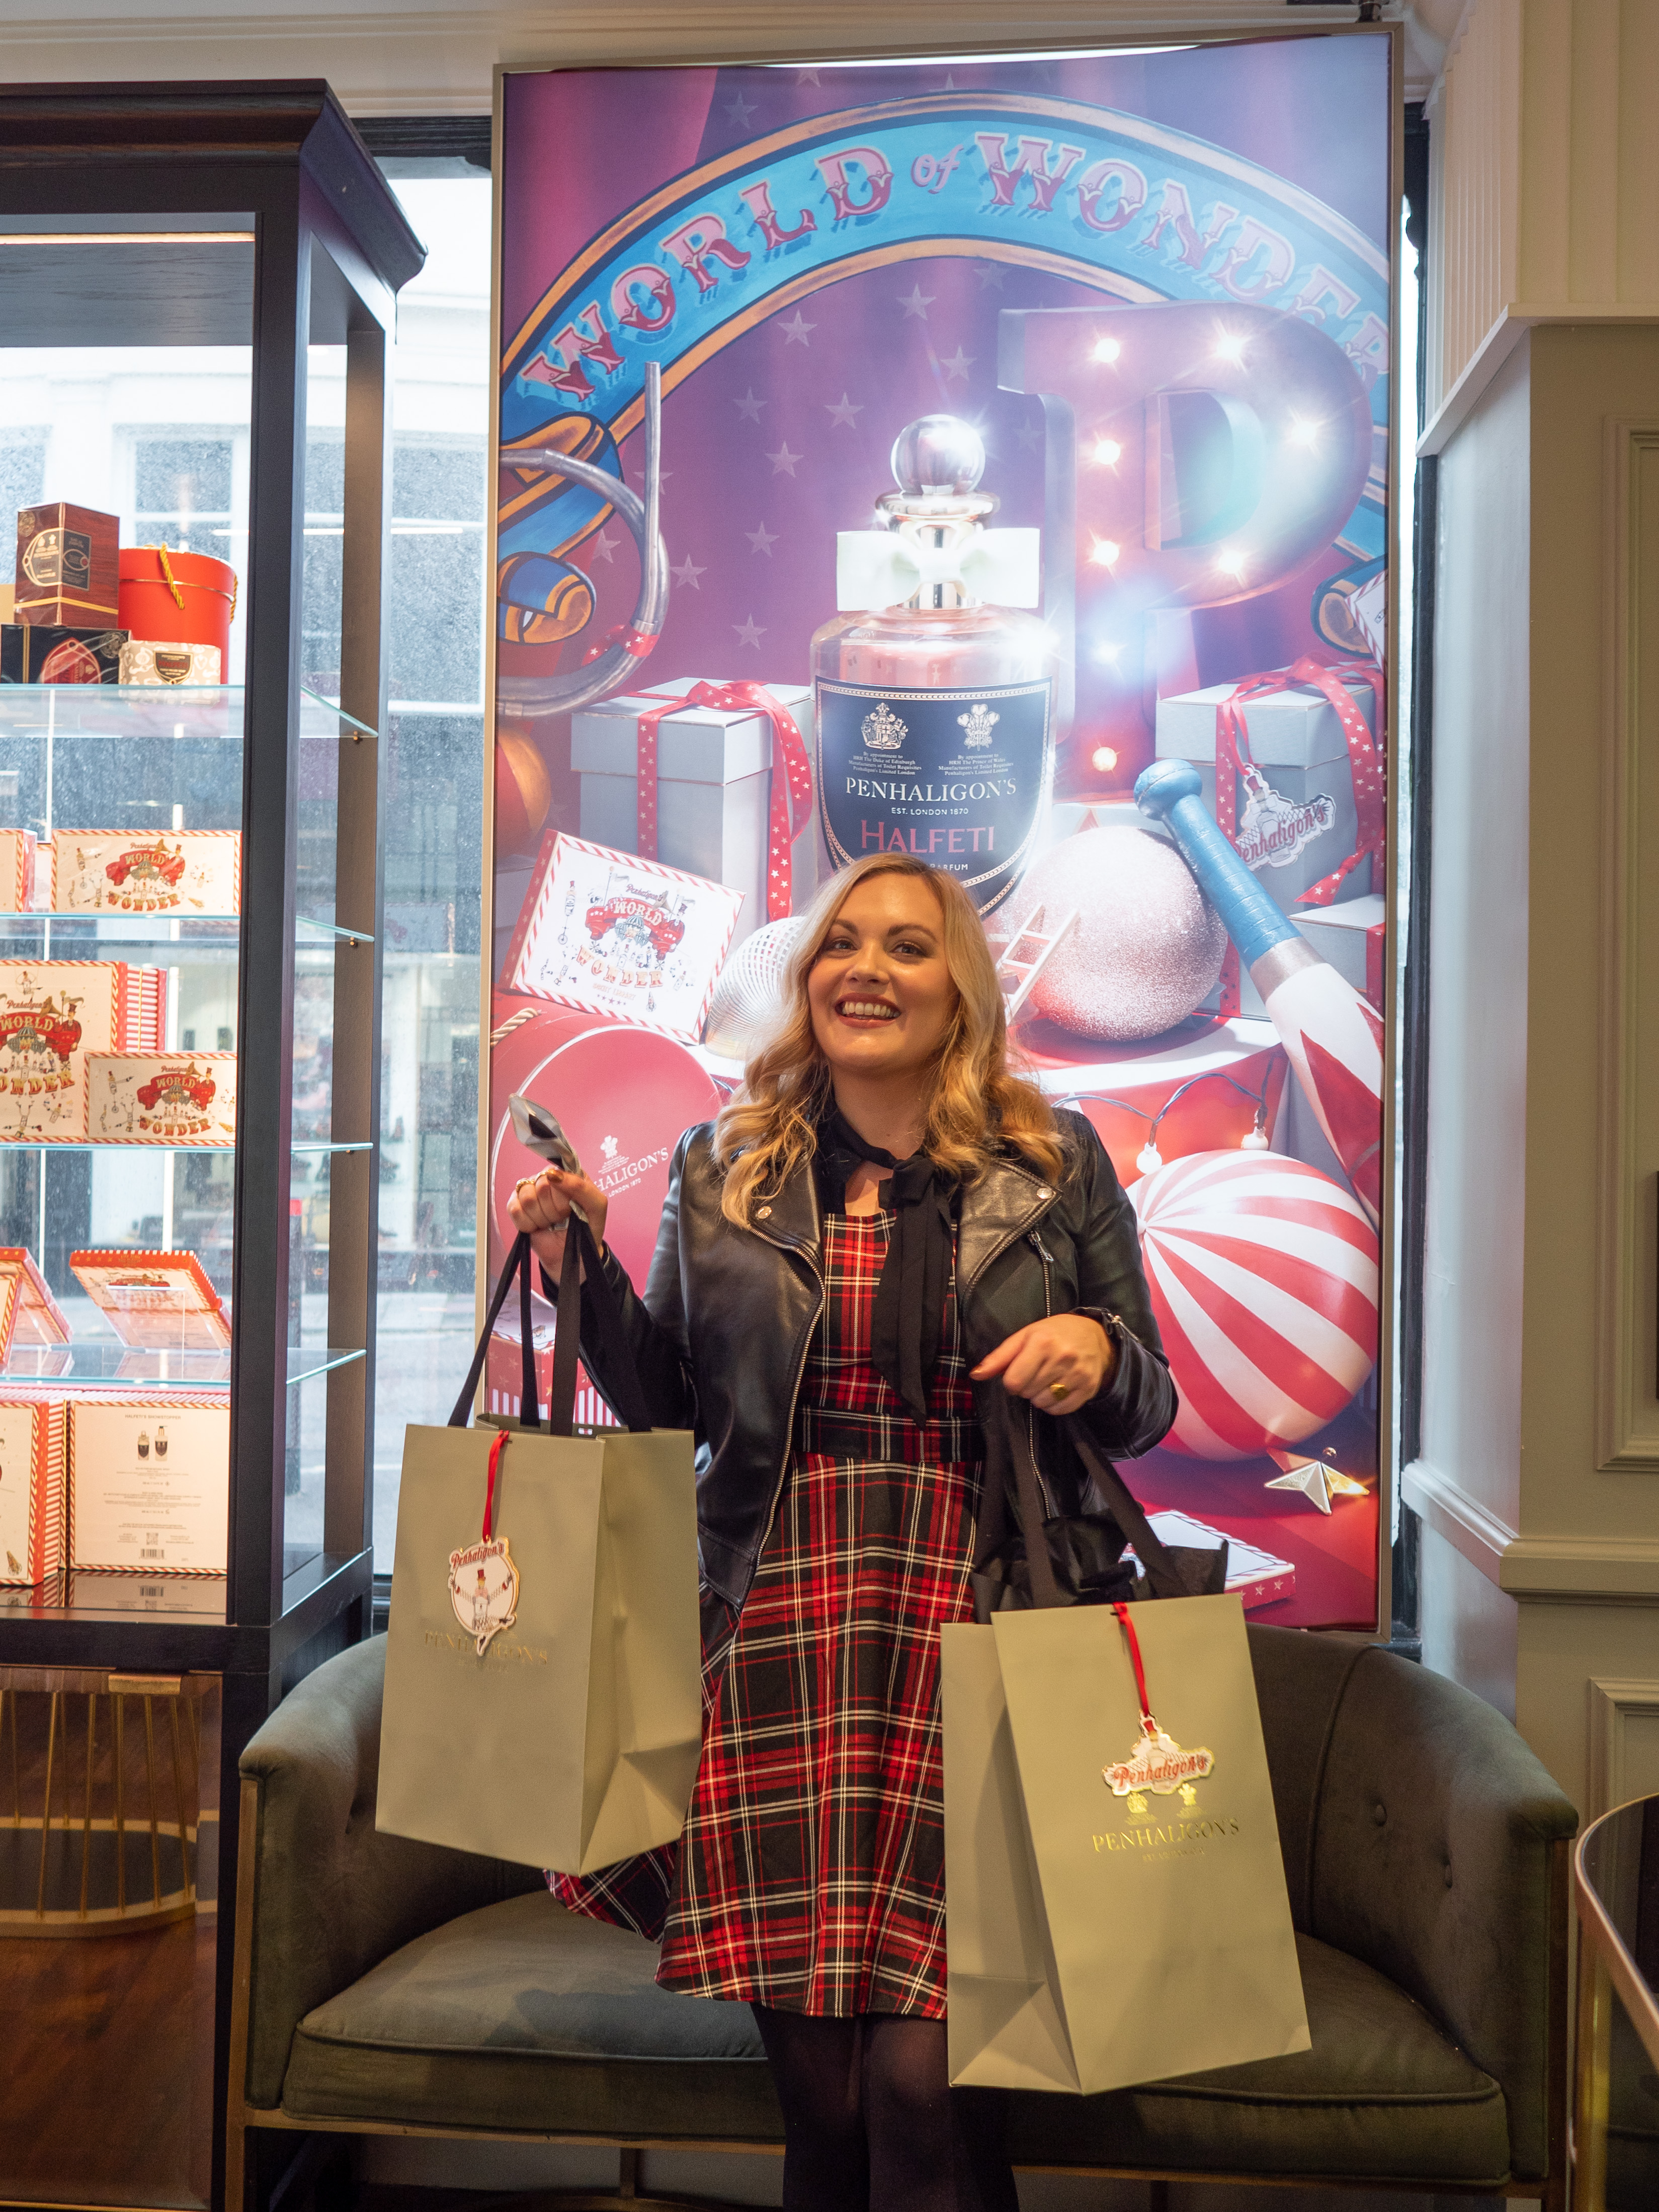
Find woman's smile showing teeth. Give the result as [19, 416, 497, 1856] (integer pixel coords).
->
[837, 999, 899, 1022]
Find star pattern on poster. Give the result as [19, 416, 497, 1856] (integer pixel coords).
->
[1015, 419, 1043, 452]
[733, 388, 767, 422]
[976, 262, 1007, 289]
[670, 553, 707, 589]
[778, 309, 816, 346]
[767, 443, 802, 476]
[941, 346, 975, 381]
[725, 91, 757, 127]
[589, 529, 619, 563]
[825, 392, 863, 428]
[733, 614, 766, 650]
[746, 522, 780, 555]
[795, 67, 821, 86]
[897, 283, 935, 320]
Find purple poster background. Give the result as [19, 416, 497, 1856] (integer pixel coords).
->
[490, 35, 1394, 1630]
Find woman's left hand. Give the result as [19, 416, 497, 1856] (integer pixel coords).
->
[971, 1314, 1115, 1414]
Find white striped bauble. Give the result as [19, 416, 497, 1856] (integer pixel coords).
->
[1128, 1149, 1379, 1461]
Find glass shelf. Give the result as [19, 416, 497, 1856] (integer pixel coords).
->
[0, 1137, 368, 1153]
[0, 681, 377, 743]
[0, 1342, 365, 1389]
[0, 915, 371, 948]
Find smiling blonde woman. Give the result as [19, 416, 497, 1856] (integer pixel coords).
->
[508, 853, 1177, 2212]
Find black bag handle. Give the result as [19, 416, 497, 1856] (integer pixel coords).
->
[1060, 1420, 1211, 1602]
[448, 1212, 653, 1436]
[982, 1387, 1215, 1607]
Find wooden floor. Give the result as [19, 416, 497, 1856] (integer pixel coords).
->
[0, 1673, 219, 2210]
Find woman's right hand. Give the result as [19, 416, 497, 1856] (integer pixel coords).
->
[505, 1167, 610, 1287]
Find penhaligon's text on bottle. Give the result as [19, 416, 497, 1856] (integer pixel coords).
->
[811, 414, 1058, 917]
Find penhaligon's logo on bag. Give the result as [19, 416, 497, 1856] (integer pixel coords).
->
[1103, 1719, 1215, 1799]
[448, 1535, 520, 1656]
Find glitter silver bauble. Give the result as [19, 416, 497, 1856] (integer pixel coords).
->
[1014, 827, 1226, 1042]
[703, 918, 804, 1059]
[890, 414, 985, 495]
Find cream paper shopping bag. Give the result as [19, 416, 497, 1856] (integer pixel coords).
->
[378, 1225, 700, 1872]
[943, 1593, 1308, 2093]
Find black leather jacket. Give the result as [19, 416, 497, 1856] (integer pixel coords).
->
[576, 1109, 1178, 1608]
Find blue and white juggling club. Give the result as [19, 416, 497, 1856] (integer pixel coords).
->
[1134, 759, 1383, 1225]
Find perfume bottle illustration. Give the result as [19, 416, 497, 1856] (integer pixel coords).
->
[136, 1430, 150, 1459]
[811, 415, 1059, 916]
[154, 1425, 168, 1459]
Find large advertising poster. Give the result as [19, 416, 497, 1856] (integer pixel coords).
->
[489, 35, 1395, 1627]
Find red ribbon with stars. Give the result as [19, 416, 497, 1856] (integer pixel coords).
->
[1211, 657, 1385, 1018]
[625, 682, 815, 923]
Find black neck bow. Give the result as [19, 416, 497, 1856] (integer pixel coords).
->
[820, 1103, 956, 1427]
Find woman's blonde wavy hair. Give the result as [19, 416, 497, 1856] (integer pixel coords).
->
[714, 853, 1067, 1226]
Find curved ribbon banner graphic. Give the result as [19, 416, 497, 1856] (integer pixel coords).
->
[500, 93, 1390, 582]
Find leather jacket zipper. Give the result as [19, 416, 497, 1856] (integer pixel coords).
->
[744, 1219, 824, 1583]
[1029, 1228, 1055, 1317]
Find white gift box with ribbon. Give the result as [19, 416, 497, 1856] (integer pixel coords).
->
[572, 679, 816, 948]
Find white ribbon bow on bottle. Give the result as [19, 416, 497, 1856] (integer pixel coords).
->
[835, 525, 1041, 612]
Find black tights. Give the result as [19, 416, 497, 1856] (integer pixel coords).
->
[753, 2006, 1019, 2212]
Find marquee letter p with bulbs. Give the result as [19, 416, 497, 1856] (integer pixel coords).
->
[999, 301, 1373, 797]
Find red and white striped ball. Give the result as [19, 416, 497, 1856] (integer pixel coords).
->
[1129, 1150, 1379, 1460]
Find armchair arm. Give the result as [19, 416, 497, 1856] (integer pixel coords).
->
[236, 1634, 542, 2110]
[1310, 1646, 1577, 2182]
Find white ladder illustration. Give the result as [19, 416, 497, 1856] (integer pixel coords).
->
[994, 904, 1079, 1021]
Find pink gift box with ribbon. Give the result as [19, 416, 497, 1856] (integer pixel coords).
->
[572, 676, 816, 947]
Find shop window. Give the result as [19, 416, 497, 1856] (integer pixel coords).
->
[132, 432, 234, 556]
[0, 428, 46, 519]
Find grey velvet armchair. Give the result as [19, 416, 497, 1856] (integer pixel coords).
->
[227, 1625, 1575, 2211]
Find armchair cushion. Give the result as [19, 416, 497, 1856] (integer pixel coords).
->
[282, 1890, 780, 2140]
[280, 1893, 1506, 2185]
[1006, 1932, 1508, 2183]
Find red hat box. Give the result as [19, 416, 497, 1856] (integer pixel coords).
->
[487, 993, 724, 1294]
[118, 546, 237, 662]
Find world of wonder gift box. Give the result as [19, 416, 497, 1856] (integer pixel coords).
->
[0, 1400, 64, 1586]
[52, 830, 240, 917]
[86, 1052, 236, 1145]
[0, 961, 167, 1141]
[67, 1396, 228, 1576]
[70, 1249, 229, 1351]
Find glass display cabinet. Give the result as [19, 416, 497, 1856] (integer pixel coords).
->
[0, 84, 423, 2210]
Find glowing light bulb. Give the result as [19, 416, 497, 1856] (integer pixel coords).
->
[1136, 1139, 1164, 1175]
[1217, 545, 1246, 580]
[1240, 1123, 1272, 1151]
[1093, 336, 1121, 363]
[1090, 538, 1121, 567]
[1091, 745, 1119, 773]
[1092, 436, 1123, 466]
[1095, 641, 1123, 668]
[1214, 330, 1246, 364]
[1288, 416, 1320, 448]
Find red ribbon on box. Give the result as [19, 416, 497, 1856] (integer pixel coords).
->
[625, 682, 815, 922]
[1211, 657, 1385, 1018]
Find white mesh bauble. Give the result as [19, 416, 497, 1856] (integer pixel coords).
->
[703, 918, 804, 1059]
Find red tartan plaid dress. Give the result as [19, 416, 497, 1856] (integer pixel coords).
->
[653, 1208, 982, 2016]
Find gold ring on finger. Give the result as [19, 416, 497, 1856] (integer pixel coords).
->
[1050, 1380, 1068, 1399]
